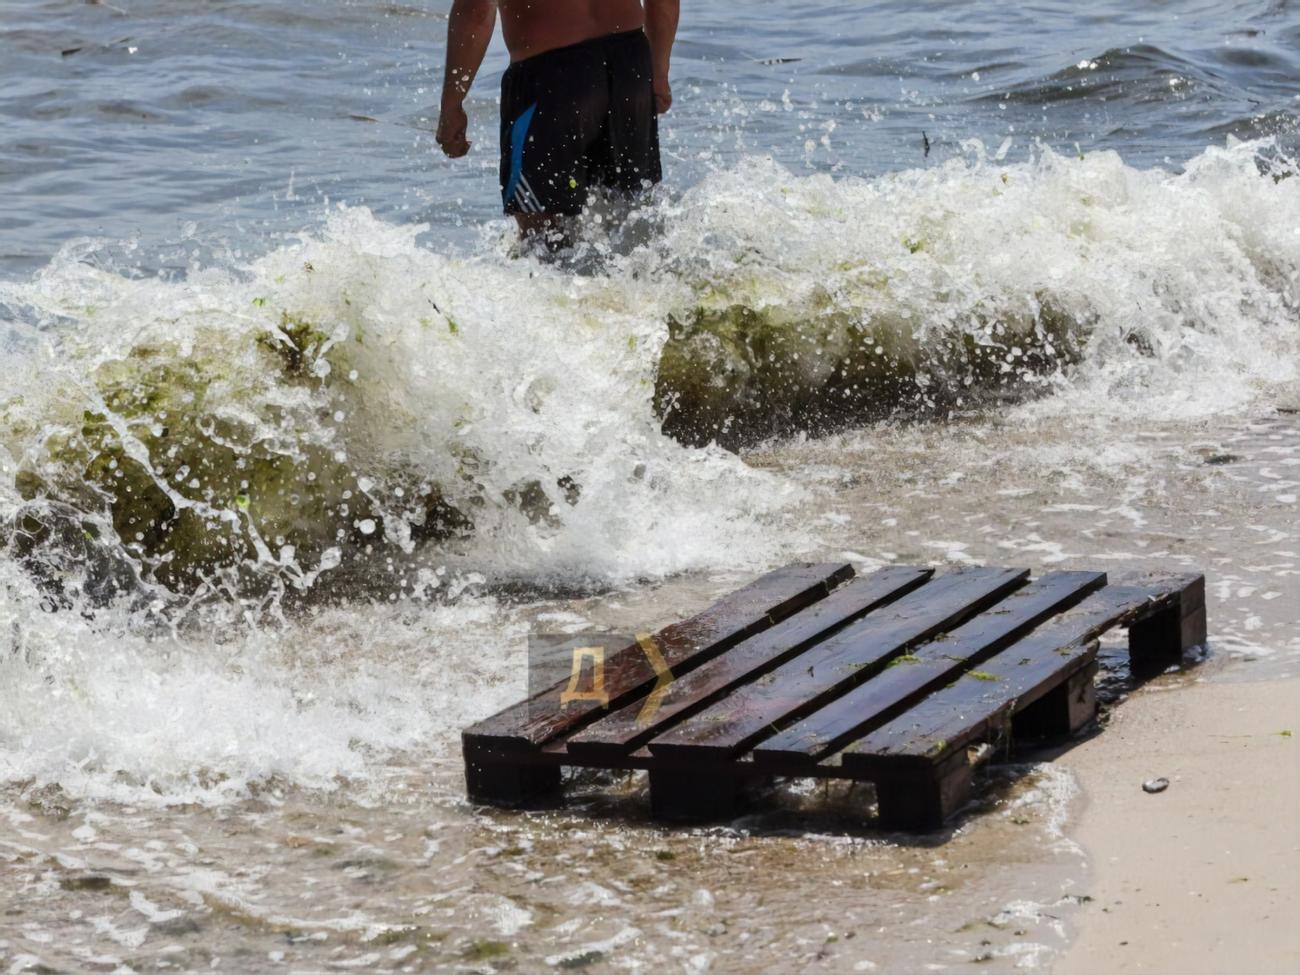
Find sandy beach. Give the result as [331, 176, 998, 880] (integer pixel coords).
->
[1056, 675, 1300, 975]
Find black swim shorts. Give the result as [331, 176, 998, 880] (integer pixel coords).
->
[499, 29, 662, 217]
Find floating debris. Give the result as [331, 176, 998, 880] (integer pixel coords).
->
[1142, 777, 1170, 794]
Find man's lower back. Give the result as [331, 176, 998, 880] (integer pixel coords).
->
[498, 0, 646, 62]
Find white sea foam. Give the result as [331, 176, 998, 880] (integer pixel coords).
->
[641, 137, 1298, 428]
[0, 576, 533, 805]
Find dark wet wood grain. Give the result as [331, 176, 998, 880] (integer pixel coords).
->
[752, 570, 1106, 766]
[463, 564, 1208, 829]
[645, 566, 1030, 761]
[839, 576, 1201, 773]
[463, 562, 853, 756]
[564, 566, 934, 758]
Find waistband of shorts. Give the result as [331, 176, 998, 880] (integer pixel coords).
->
[506, 28, 646, 70]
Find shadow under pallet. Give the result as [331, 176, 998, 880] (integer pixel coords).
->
[462, 562, 1206, 832]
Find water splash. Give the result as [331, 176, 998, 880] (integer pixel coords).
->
[0, 211, 798, 605]
[0, 139, 1294, 608]
[646, 138, 1298, 443]
[5, 141, 1297, 608]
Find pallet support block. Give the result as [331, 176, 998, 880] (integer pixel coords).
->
[465, 748, 562, 806]
[1128, 574, 1207, 676]
[1012, 659, 1099, 740]
[874, 751, 974, 832]
[466, 762, 562, 806]
[649, 768, 758, 822]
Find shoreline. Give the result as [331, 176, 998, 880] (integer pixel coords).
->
[1054, 674, 1299, 975]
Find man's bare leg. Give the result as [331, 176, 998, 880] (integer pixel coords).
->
[514, 213, 553, 237]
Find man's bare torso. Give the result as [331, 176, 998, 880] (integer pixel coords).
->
[498, 0, 646, 61]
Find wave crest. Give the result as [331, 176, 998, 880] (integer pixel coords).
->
[2, 140, 1297, 602]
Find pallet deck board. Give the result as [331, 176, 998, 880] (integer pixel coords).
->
[463, 561, 853, 758]
[751, 569, 1107, 767]
[564, 566, 934, 758]
[462, 563, 1209, 831]
[645, 566, 1030, 761]
[839, 574, 1202, 773]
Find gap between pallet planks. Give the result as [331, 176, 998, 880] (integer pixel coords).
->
[461, 562, 1206, 832]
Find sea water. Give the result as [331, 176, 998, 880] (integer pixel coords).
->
[1, 1, 1297, 972]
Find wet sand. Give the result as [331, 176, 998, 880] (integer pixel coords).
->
[1056, 676, 1300, 975]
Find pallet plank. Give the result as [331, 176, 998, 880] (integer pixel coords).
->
[646, 567, 1030, 761]
[840, 575, 1203, 775]
[751, 570, 1107, 767]
[462, 562, 852, 802]
[562, 566, 934, 759]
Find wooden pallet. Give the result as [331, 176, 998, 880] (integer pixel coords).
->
[463, 562, 1206, 831]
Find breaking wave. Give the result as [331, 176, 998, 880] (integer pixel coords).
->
[1, 138, 1297, 604]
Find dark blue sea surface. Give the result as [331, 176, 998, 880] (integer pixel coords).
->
[1, 0, 1297, 275]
